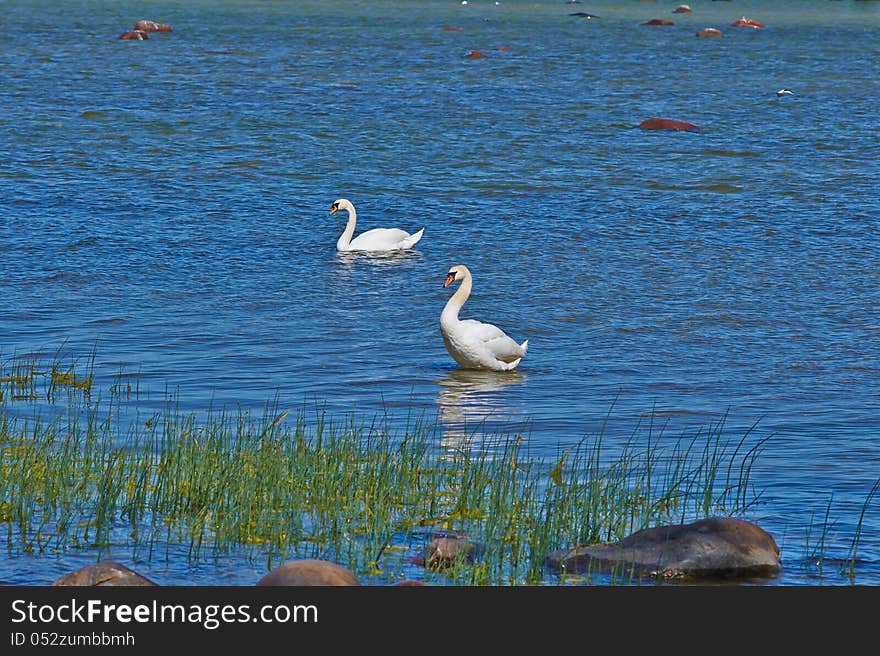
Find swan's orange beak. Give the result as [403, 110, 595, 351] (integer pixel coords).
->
[329, 206, 337, 216]
[443, 273, 455, 288]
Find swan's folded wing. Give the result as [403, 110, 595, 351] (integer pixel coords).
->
[486, 335, 527, 363]
[349, 227, 413, 251]
[460, 319, 525, 361]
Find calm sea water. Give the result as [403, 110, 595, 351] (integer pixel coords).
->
[1, 0, 878, 586]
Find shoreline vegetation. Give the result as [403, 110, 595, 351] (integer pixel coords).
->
[0, 352, 873, 585]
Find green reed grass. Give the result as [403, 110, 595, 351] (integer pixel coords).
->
[0, 353, 868, 585]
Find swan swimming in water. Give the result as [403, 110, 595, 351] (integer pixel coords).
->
[440, 264, 528, 371]
[329, 198, 425, 252]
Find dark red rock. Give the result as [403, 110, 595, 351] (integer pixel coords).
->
[443, 26, 463, 32]
[52, 562, 157, 586]
[637, 117, 701, 132]
[119, 30, 148, 40]
[135, 20, 172, 33]
[545, 517, 781, 581]
[256, 559, 361, 586]
[673, 4, 692, 12]
[696, 27, 723, 38]
[643, 19, 674, 26]
[465, 50, 487, 59]
[730, 16, 765, 28]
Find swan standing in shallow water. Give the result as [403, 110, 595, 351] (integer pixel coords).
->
[329, 198, 425, 252]
[440, 264, 528, 371]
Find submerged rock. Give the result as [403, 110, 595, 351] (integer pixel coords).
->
[545, 517, 781, 581]
[643, 19, 674, 26]
[410, 535, 485, 569]
[637, 117, 701, 132]
[696, 27, 723, 38]
[730, 17, 765, 29]
[52, 561, 157, 586]
[134, 20, 173, 33]
[674, 5, 692, 13]
[119, 30, 148, 40]
[256, 559, 361, 586]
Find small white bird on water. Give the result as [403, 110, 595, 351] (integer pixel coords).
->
[329, 198, 424, 253]
[776, 88, 794, 97]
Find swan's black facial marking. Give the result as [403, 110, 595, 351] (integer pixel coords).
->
[443, 272, 456, 288]
[329, 201, 339, 216]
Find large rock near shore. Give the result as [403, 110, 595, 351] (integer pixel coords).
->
[545, 517, 781, 581]
[256, 559, 361, 586]
[52, 561, 157, 586]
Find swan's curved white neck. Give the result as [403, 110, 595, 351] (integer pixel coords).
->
[336, 202, 357, 251]
[441, 273, 472, 325]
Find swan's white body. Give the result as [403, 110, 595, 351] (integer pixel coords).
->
[329, 198, 424, 252]
[440, 264, 528, 371]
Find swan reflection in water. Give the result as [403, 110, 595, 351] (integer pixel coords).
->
[335, 248, 422, 267]
[332, 248, 423, 284]
[435, 368, 527, 452]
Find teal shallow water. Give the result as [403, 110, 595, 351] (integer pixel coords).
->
[0, 0, 878, 585]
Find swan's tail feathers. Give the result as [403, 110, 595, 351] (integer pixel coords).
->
[403, 227, 425, 248]
[501, 340, 528, 370]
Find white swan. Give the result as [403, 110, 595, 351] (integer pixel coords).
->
[440, 264, 528, 371]
[329, 198, 425, 252]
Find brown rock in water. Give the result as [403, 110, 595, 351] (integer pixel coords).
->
[119, 30, 149, 40]
[52, 562, 157, 586]
[643, 19, 674, 26]
[443, 26, 463, 32]
[674, 4, 692, 12]
[637, 117, 701, 132]
[545, 517, 781, 581]
[256, 559, 361, 586]
[730, 16, 765, 29]
[135, 20, 173, 33]
[465, 50, 487, 59]
[696, 27, 723, 38]
[410, 536, 485, 569]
